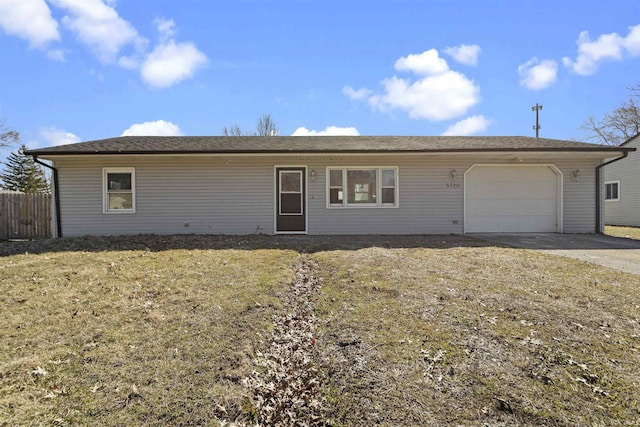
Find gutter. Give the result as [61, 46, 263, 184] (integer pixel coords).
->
[595, 152, 629, 233]
[25, 147, 633, 156]
[32, 156, 62, 238]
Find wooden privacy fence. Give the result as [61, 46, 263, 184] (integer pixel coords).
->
[0, 193, 52, 240]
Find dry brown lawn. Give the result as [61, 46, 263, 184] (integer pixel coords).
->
[1, 234, 639, 426]
[606, 225, 640, 240]
[312, 240, 640, 425]
[0, 235, 297, 426]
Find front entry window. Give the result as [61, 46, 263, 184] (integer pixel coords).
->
[279, 171, 303, 214]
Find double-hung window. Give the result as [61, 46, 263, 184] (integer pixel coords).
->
[103, 168, 135, 213]
[605, 180, 620, 201]
[327, 167, 398, 208]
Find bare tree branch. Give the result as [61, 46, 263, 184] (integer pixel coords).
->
[0, 120, 19, 149]
[222, 114, 279, 137]
[255, 114, 279, 136]
[624, 82, 640, 96]
[582, 85, 640, 145]
[222, 124, 243, 136]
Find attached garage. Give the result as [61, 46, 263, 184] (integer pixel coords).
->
[464, 165, 562, 233]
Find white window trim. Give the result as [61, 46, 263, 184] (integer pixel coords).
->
[605, 180, 620, 202]
[103, 167, 136, 214]
[325, 166, 399, 208]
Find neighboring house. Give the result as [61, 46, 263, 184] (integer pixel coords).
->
[24, 136, 633, 237]
[604, 133, 640, 227]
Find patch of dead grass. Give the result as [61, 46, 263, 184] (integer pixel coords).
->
[606, 225, 640, 240]
[0, 237, 298, 426]
[313, 245, 640, 426]
[2, 234, 640, 426]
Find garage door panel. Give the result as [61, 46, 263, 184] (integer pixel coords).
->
[470, 167, 556, 183]
[467, 198, 556, 216]
[467, 186, 557, 200]
[470, 214, 556, 231]
[468, 183, 556, 200]
[465, 166, 560, 233]
[515, 199, 557, 215]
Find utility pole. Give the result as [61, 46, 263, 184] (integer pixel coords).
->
[532, 103, 542, 138]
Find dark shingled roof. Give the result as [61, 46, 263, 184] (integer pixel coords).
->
[25, 135, 634, 155]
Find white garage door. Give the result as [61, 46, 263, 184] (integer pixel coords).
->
[465, 165, 560, 233]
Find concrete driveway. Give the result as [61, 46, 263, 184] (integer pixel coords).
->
[469, 233, 640, 275]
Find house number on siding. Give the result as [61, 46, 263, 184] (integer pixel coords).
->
[447, 169, 461, 189]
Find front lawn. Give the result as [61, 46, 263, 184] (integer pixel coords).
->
[0, 235, 297, 426]
[312, 241, 640, 425]
[1, 234, 639, 426]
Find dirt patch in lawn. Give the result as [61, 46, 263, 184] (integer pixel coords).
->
[2, 234, 640, 426]
[241, 257, 325, 426]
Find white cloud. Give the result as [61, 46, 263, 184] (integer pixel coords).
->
[291, 126, 360, 136]
[623, 24, 640, 56]
[38, 127, 81, 146]
[46, 49, 65, 61]
[394, 49, 449, 75]
[155, 17, 176, 42]
[368, 72, 480, 121]
[140, 41, 207, 88]
[0, 0, 59, 48]
[117, 55, 139, 69]
[139, 18, 207, 88]
[563, 24, 640, 75]
[0, 1, 205, 89]
[121, 120, 183, 136]
[518, 58, 558, 90]
[346, 49, 480, 121]
[444, 44, 481, 66]
[48, 0, 146, 63]
[342, 86, 372, 100]
[441, 116, 490, 136]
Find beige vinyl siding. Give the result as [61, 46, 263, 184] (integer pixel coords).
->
[55, 156, 275, 236]
[308, 156, 599, 235]
[54, 154, 601, 236]
[560, 159, 599, 233]
[308, 156, 465, 234]
[604, 137, 640, 226]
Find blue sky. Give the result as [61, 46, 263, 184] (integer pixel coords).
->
[0, 0, 639, 152]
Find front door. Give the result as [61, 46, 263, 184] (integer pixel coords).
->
[275, 167, 306, 234]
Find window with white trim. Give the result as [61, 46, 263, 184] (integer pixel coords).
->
[605, 180, 620, 201]
[103, 168, 135, 213]
[327, 167, 398, 207]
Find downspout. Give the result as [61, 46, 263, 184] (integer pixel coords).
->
[32, 156, 62, 238]
[595, 152, 628, 234]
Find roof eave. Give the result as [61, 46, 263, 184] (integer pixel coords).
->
[25, 147, 636, 156]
